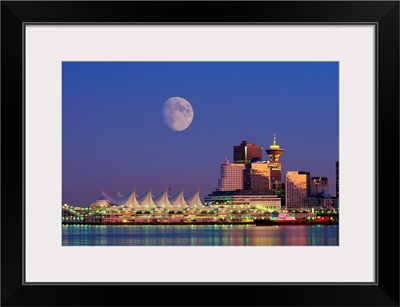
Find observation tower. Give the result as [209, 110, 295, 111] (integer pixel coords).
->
[265, 134, 284, 183]
[266, 134, 284, 162]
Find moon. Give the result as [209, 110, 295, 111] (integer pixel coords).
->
[163, 97, 194, 131]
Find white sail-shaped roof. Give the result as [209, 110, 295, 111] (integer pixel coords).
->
[111, 195, 129, 206]
[185, 188, 206, 209]
[169, 189, 188, 210]
[96, 189, 121, 205]
[116, 190, 125, 198]
[94, 188, 210, 210]
[113, 189, 141, 206]
[94, 189, 114, 206]
[122, 189, 140, 208]
[99, 188, 113, 201]
[94, 188, 142, 206]
[138, 189, 156, 210]
[154, 189, 173, 209]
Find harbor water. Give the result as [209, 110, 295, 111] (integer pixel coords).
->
[62, 224, 339, 246]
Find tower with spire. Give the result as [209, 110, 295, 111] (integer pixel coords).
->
[265, 134, 285, 189]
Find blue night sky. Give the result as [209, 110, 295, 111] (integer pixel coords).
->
[62, 62, 338, 206]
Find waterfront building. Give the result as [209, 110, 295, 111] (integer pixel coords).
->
[95, 188, 140, 206]
[233, 140, 263, 164]
[308, 191, 334, 209]
[101, 211, 124, 224]
[333, 197, 339, 209]
[310, 177, 329, 196]
[185, 188, 207, 211]
[308, 177, 333, 209]
[264, 134, 285, 205]
[122, 188, 141, 209]
[271, 181, 285, 206]
[336, 161, 339, 199]
[84, 212, 103, 224]
[285, 171, 310, 209]
[243, 157, 271, 190]
[91, 188, 208, 211]
[217, 158, 246, 191]
[153, 188, 173, 211]
[62, 204, 82, 218]
[138, 189, 156, 210]
[169, 188, 188, 210]
[96, 188, 116, 205]
[265, 134, 284, 184]
[204, 190, 280, 213]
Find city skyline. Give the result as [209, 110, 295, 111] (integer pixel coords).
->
[62, 62, 338, 206]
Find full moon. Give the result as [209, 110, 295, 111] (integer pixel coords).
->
[162, 97, 194, 131]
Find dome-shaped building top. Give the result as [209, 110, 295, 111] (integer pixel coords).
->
[250, 157, 262, 163]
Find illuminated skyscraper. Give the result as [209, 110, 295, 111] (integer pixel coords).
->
[233, 140, 263, 164]
[217, 158, 245, 191]
[211, 141, 276, 208]
[336, 161, 339, 198]
[310, 177, 329, 196]
[285, 171, 310, 209]
[243, 157, 271, 190]
[265, 134, 284, 183]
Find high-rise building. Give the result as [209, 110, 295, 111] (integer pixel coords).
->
[265, 134, 284, 183]
[336, 161, 339, 198]
[265, 134, 285, 206]
[285, 171, 310, 209]
[310, 177, 329, 196]
[233, 140, 263, 164]
[243, 157, 271, 190]
[217, 158, 246, 191]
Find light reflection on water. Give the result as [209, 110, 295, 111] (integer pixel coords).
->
[62, 224, 339, 246]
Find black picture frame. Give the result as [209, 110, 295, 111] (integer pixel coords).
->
[1, 1, 399, 306]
